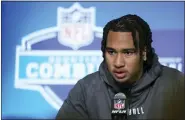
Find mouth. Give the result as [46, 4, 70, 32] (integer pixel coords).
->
[113, 71, 127, 79]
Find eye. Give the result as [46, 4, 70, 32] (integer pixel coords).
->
[107, 50, 116, 55]
[124, 51, 135, 56]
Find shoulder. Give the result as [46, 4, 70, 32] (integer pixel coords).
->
[78, 71, 101, 85]
[151, 66, 185, 119]
[67, 71, 102, 102]
[70, 71, 101, 91]
[160, 65, 184, 81]
[159, 66, 184, 119]
[158, 65, 184, 93]
[65, 71, 100, 100]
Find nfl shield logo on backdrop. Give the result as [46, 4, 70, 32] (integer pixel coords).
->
[57, 3, 95, 50]
[15, 2, 103, 110]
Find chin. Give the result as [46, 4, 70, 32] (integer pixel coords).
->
[114, 77, 129, 83]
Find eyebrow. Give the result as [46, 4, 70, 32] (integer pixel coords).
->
[105, 47, 136, 52]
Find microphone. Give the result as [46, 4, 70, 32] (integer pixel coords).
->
[111, 92, 128, 120]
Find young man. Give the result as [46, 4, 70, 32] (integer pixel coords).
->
[56, 14, 184, 119]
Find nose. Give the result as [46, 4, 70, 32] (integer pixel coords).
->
[114, 54, 125, 68]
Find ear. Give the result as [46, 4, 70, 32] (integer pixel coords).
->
[143, 47, 147, 61]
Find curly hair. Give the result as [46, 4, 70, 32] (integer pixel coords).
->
[101, 14, 155, 69]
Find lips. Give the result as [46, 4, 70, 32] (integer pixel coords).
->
[113, 70, 127, 79]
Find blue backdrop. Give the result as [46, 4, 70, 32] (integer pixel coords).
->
[2, 1, 184, 119]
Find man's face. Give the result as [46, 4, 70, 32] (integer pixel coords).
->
[105, 31, 144, 83]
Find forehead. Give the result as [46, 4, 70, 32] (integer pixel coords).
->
[106, 31, 135, 49]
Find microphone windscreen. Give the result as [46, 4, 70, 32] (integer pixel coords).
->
[114, 93, 126, 99]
